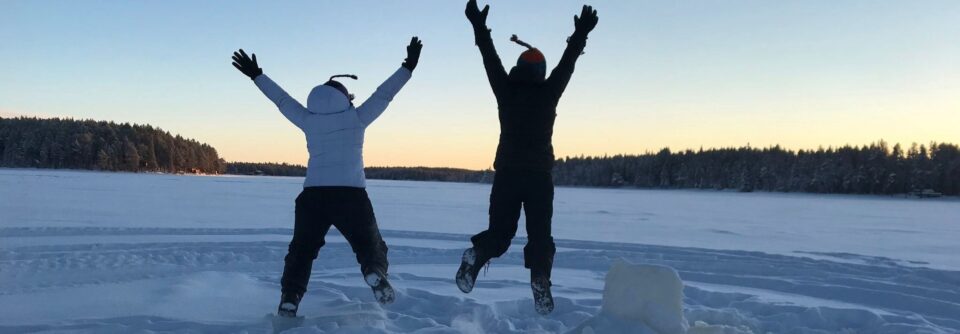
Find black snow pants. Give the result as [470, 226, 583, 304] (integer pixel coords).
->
[280, 187, 388, 296]
[471, 170, 556, 277]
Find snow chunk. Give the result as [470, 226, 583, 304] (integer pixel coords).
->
[573, 259, 753, 334]
[602, 259, 687, 333]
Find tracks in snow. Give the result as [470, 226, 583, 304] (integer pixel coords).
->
[1, 227, 957, 333]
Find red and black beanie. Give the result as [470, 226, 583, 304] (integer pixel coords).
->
[511, 35, 546, 78]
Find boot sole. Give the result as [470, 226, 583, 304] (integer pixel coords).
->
[456, 261, 475, 293]
[532, 280, 555, 315]
[365, 272, 396, 305]
[456, 249, 478, 293]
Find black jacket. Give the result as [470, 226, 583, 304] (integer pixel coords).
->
[473, 25, 588, 172]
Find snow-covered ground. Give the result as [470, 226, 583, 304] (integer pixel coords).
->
[1, 169, 958, 333]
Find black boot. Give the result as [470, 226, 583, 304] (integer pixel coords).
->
[456, 247, 490, 293]
[531, 271, 554, 315]
[277, 292, 302, 317]
[364, 267, 395, 305]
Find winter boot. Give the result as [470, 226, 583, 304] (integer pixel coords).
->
[531, 272, 554, 315]
[277, 292, 302, 317]
[456, 247, 490, 293]
[364, 268, 395, 305]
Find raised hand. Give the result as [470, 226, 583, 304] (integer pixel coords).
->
[231, 49, 263, 80]
[465, 0, 490, 27]
[402, 37, 423, 71]
[574, 5, 599, 35]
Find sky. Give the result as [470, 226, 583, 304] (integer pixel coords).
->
[2, 1, 959, 169]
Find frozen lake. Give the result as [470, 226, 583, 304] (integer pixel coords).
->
[2, 168, 957, 269]
[1, 169, 958, 333]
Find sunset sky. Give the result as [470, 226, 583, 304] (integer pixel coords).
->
[2, 0, 959, 169]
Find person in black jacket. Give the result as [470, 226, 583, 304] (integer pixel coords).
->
[456, 0, 598, 315]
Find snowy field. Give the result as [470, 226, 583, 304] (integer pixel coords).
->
[1, 169, 958, 333]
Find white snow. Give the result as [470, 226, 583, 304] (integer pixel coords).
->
[1, 168, 958, 333]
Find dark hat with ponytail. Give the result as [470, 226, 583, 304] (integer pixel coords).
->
[510, 35, 546, 80]
[324, 74, 358, 101]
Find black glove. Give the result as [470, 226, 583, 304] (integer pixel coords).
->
[231, 49, 263, 80]
[402, 37, 423, 71]
[573, 5, 599, 37]
[465, 0, 490, 28]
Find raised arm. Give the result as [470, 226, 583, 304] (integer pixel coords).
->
[466, 0, 508, 96]
[232, 49, 309, 128]
[547, 5, 599, 95]
[356, 37, 420, 126]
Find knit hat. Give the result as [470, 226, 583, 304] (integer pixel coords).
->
[510, 35, 546, 80]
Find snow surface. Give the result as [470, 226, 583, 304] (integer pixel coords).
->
[1, 169, 958, 333]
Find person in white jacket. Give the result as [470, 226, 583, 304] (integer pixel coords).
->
[231, 37, 422, 317]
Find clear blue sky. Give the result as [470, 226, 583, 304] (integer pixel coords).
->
[2, 1, 959, 168]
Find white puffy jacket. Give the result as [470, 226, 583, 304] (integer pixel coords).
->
[253, 67, 412, 188]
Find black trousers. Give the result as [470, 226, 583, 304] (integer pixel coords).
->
[471, 170, 556, 277]
[280, 187, 388, 296]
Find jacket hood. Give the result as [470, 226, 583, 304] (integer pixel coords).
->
[307, 85, 351, 114]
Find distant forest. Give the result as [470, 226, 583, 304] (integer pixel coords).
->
[226, 162, 490, 183]
[229, 142, 960, 196]
[225, 162, 305, 177]
[0, 117, 225, 173]
[3, 117, 958, 196]
[552, 143, 960, 196]
[365, 167, 490, 183]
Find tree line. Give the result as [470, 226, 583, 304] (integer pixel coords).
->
[3, 117, 957, 195]
[365, 166, 491, 183]
[223, 141, 960, 197]
[0, 117, 225, 173]
[225, 162, 491, 183]
[225, 162, 306, 176]
[553, 142, 960, 196]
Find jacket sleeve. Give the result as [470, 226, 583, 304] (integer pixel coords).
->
[253, 75, 309, 129]
[546, 32, 589, 96]
[356, 67, 413, 126]
[472, 24, 509, 97]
